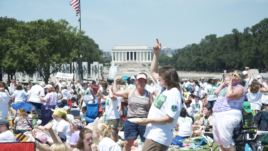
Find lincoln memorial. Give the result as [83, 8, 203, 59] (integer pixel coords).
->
[111, 45, 153, 64]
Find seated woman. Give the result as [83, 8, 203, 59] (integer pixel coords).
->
[192, 106, 213, 137]
[97, 123, 122, 151]
[14, 109, 32, 134]
[37, 108, 70, 143]
[246, 79, 262, 114]
[171, 108, 193, 147]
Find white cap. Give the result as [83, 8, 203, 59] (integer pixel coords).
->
[136, 73, 147, 80]
[39, 81, 46, 87]
[242, 70, 248, 75]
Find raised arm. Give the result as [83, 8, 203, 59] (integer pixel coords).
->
[111, 77, 129, 99]
[150, 38, 161, 82]
[260, 81, 268, 92]
[226, 77, 244, 99]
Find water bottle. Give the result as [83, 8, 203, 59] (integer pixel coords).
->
[245, 143, 252, 151]
[137, 137, 143, 151]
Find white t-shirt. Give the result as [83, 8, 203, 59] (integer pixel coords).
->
[28, 84, 45, 104]
[246, 92, 262, 111]
[205, 84, 218, 101]
[144, 87, 182, 146]
[98, 137, 122, 151]
[183, 104, 193, 117]
[0, 130, 16, 142]
[52, 119, 70, 139]
[61, 89, 71, 100]
[105, 97, 120, 120]
[12, 90, 28, 102]
[82, 88, 94, 107]
[177, 117, 193, 137]
[190, 100, 202, 115]
[0, 91, 10, 119]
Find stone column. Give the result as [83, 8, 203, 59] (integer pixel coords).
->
[118, 51, 121, 62]
[111, 52, 114, 62]
[137, 51, 140, 62]
[123, 51, 126, 62]
[114, 52, 116, 62]
[116, 52, 119, 62]
[142, 51, 145, 62]
[116, 51, 119, 62]
[141, 51, 143, 62]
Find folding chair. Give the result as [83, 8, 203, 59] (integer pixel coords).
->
[85, 103, 99, 124]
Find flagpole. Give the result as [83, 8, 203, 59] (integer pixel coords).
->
[79, 0, 81, 32]
[78, 0, 83, 81]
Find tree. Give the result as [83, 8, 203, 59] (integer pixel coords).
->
[172, 18, 268, 72]
[0, 18, 102, 83]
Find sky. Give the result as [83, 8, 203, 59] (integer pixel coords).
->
[0, 0, 268, 51]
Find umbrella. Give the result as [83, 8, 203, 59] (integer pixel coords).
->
[11, 101, 32, 112]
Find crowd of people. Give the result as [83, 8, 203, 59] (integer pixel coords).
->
[0, 39, 268, 151]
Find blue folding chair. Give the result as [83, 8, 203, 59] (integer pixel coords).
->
[85, 103, 99, 124]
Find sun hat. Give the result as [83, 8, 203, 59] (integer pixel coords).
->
[52, 108, 67, 118]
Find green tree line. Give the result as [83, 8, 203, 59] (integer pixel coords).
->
[0, 17, 102, 83]
[161, 18, 268, 72]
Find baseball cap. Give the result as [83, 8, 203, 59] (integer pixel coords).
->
[243, 101, 252, 113]
[39, 81, 46, 87]
[136, 73, 147, 80]
[0, 119, 9, 128]
[242, 70, 248, 75]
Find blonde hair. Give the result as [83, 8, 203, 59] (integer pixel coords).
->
[18, 109, 28, 117]
[50, 143, 70, 151]
[230, 71, 241, 80]
[97, 123, 112, 138]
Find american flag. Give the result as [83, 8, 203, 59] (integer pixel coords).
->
[70, 0, 80, 16]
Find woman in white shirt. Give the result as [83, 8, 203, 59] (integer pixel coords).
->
[38, 108, 70, 142]
[11, 84, 27, 102]
[135, 39, 182, 151]
[97, 123, 121, 151]
[11, 84, 28, 115]
[246, 79, 262, 113]
[0, 82, 10, 119]
[177, 108, 193, 137]
[171, 108, 193, 147]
